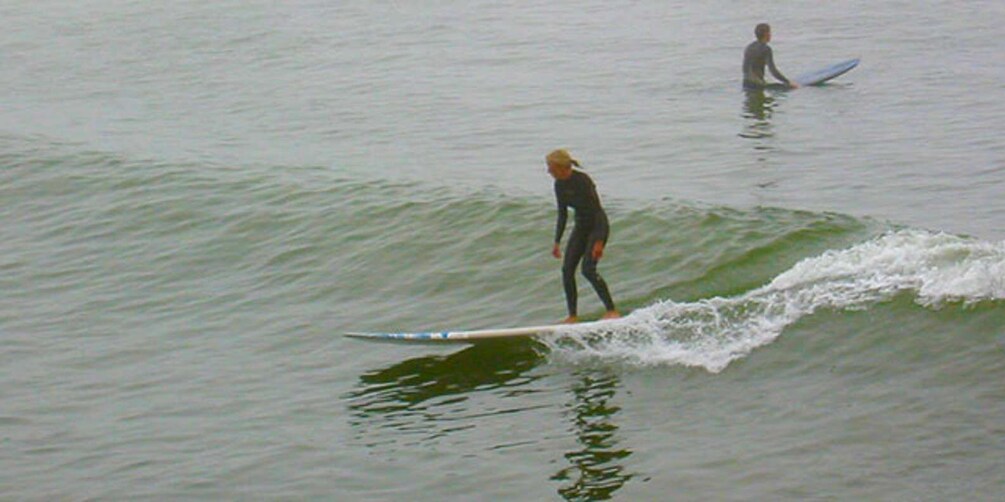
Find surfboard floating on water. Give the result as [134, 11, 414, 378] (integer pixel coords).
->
[761, 58, 860, 90]
[346, 320, 612, 344]
[793, 58, 860, 86]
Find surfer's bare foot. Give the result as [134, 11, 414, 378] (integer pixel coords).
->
[601, 310, 621, 320]
[561, 315, 579, 324]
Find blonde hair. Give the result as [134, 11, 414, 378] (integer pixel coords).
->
[546, 149, 580, 169]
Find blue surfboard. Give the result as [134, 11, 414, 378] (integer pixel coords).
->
[793, 58, 860, 86]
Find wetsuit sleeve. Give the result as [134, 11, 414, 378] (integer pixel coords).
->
[766, 46, 791, 84]
[554, 187, 568, 244]
[585, 177, 609, 242]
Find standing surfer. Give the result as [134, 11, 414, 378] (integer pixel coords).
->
[742, 23, 799, 90]
[546, 149, 620, 324]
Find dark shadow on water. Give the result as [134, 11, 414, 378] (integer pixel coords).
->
[551, 370, 634, 501]
[346, 340, 543, 420]
[347, 344, 636, 499]
[739, 88, 785, 190]
[738, 88, 777, 141]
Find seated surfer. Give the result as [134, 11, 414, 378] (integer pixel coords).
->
[546, 149, 621, 324]
[742, 23, 799, 90]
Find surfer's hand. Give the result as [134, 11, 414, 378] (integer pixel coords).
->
[552, 243, 561, 259]
[789, 81, 800, 89]
[591, 241, 605, 260]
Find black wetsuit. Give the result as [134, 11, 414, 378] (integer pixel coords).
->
[554, 170, 616, 316]
[742, 40, 791, 89]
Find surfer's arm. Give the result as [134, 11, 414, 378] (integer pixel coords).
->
[552, 204, 567, 259]
[583, 176, 608, 260]
[554, 201, 568, 245]
[766, 47, 793, 86]
[588, 211, 609, 260]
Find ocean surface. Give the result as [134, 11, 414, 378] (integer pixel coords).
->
[2, 1, 1004, 499]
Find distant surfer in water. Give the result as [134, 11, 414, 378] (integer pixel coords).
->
[546, 149, 620, 324]
[742, 23, 799, 90]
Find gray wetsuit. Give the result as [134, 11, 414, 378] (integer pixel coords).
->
[742, 40, 791, 89]
[554, 170, 615, 316]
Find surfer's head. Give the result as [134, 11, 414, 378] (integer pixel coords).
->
[755, 23, 771, 42]
[546, 149, 579, 180]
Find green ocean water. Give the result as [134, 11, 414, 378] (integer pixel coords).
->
[3, 1, 1005, 499]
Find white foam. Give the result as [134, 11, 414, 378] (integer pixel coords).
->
[542, 230, 1005, 373]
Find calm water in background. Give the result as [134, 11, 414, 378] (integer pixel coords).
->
[2, 0, 1004, 499]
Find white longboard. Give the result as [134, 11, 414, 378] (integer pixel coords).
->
[345, 324, 560, 344]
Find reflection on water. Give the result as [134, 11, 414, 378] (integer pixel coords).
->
[739, 88, 776, 141]
[552, 371, 633, 501]
[347, 346, 635, 499]
[739, 88, 783, 183]
[345, 341, 543, 440]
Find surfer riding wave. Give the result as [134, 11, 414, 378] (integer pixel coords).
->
[546, 149, 621, 324]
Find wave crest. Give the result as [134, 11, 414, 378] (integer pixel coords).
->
[542, 230, 1005, 372]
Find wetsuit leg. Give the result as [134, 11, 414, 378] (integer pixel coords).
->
[582, 235, 616, 312]
[562, 226, 589, 316]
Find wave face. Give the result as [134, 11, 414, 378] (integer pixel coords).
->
[545, 230, 1005, 372]
[3, 137, 1005, 501]
[1, 134, 882, 340]
[5, 137, 1001, 377]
